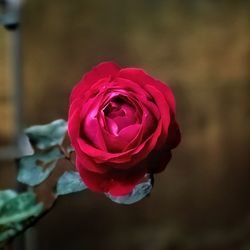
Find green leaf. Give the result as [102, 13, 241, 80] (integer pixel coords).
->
[0, 191, 43, 247]
[25, 119, 67, 150]
[0, 191, 43, 225]
[17, 147, 64, 186]
[0, 227, 19, 245]
[0, 190, 17, 209]
[56, 171, 87, 196]
[17, 119, 69, 186]
[106, 176, 153, 205]
[0, 223, 24, 244]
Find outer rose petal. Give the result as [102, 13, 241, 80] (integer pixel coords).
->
[165, 118, 181, 150]
[118, 68, 176, 114]
[78, 164, 146, 196]
[147, 147, 172, 174]
[144, 84, 170, 145]
[75, 152, 108, 174]
[108, 167, 146, 196]
[70, 62, 120, 103]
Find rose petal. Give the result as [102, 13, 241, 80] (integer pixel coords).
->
[78, 168, 111, 193]
[68, 99, 83, 149]
[147, 148, 172, 173]
[141, 103, 157, 140]
[76, 153, 108, 174]
[105, 117, 119, 135]
[77, 137, 132, 163]
[144, 84, 171, 146]
[102, 124, 141, 153]
[79, 91, 107, 150]
[164, 118, 181, 150]
[112, 77, 151, 102]
[70, 62, 120, 103]
[106, 120, 163, 169]
[83, 111, 107, 150]
[112, 102, 137, 132]
[108, 167, 146, 196]
[78, 165, 146, 196]
[118, 68, 176, 114]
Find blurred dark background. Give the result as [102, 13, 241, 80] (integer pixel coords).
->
[0, 0, 250, 249]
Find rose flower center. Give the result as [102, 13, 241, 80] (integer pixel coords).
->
[103, 96, 137, 134]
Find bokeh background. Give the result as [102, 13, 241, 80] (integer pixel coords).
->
[0, 0, 250, 249]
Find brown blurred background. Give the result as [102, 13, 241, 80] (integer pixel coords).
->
[0, 0, 250, 249]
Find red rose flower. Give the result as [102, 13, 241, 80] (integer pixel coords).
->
[68, 62, 181, 196]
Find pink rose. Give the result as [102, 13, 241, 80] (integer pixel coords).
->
[68, 62, 181, 196]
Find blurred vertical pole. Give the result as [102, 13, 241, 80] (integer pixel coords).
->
[10, 19, 22, 147]
[0, 1, 26, 250]
[10, 23, 25, 250]
[0, 0, 24, 153]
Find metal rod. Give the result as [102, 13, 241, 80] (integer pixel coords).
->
[0, 0, 24, 157]
[10, 26, 23, 149]
[10, 19, 25, 250]
[1, 2, 26, 250]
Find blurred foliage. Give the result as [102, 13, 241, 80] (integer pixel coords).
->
[0, 190, 43, 248]
[18, 147, 63, 186]
[17, 119, 68, 187]
[24, 119, 67, 150]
